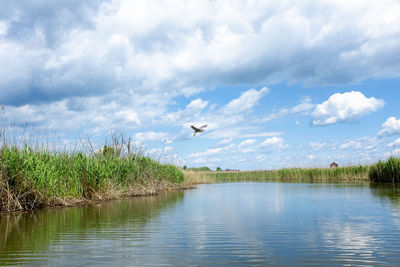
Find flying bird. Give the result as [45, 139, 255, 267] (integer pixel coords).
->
[191, 125, 207, 136]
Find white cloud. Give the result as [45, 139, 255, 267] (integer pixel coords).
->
[385, 148, 400, 157]
[310, 142, 328, 151]
[291, 98, 315, 113]
[134, 131, 169, 142]
[308, 154, 315, 160]
[2, 1, 400, 108]
[148, 146, 173, 155]
[222, 87, 269, 114]
[261, 137, 284, 147]
[388, 137, 400, 147]
[218, 137, 232, 145]
[0, 21, 8, 36]
[312, 91, 384, 125]
[340, 140, 363, 150]
[180, 87, 204, 97]
[263, 97, 315, 122]
[115, 110, 140, 124]
[191, 157, 222, 165]
[186, 98, 208, 110]
[187, 147, 223, 158]
[378, 117, 400, 136]
[256, 154, 268, 162]
[238, 139, 256, 148]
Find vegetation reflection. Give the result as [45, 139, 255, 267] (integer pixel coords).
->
[0, 190, 185, 265]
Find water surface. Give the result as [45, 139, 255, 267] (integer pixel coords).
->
[2, 182, 400, 266]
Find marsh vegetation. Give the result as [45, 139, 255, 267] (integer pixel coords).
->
[185, 165, 371, 184]
[369, 157, 400, 183]
[0, 136, 185, 213]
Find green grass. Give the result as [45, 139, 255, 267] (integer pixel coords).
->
[186, 158, 400, 184]
[0, 145, 184, 213]
[185, 165, 370, 184]
[187, 166, 212, 172]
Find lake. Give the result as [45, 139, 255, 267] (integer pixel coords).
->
[1, 182, 400, 266]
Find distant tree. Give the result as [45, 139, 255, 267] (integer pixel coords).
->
[216, 167, 222, 171]
[183, 165, 187, 170]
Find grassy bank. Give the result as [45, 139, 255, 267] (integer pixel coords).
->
[184, 165, 370, 184]
[0, 145, 185, 213]
[185, 158, 400, 184]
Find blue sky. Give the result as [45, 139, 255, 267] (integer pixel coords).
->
[1, 0, 400, 170]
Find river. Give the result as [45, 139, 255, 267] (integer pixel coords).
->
[1, 182, 400, 266]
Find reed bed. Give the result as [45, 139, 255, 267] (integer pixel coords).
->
[0, 144, 185, 213]
[185, 165, 371, 184]
[369, 157, 400, 183]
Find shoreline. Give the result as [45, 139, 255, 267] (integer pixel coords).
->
[1, 180, 196, 215]
[0, 144, 186, 214]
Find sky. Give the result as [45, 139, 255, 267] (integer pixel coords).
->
[1, 0, 400, 170]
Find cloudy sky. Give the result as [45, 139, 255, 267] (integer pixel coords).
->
[1, 0, 400, 170]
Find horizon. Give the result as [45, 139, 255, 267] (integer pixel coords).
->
[1, 1, 400, 170]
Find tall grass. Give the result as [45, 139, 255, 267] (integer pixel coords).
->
[0, 142, 184, 213]
[369, 157, 400, 183]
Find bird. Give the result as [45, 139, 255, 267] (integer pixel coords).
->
[191, 125, 207, 136]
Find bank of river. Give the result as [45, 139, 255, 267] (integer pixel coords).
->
[2, 182, 400, 266]
[0, 145, 187, 213]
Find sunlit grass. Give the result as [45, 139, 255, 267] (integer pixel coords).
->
[0, 142, 184, 213]
[185, 165, 371, 184]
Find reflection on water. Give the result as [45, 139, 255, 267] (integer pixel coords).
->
[0, 191, 184, 266]
[370, 183, 400, 205]
[1, 182, 400, 266]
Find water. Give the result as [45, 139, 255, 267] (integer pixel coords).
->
[2, 182, 400, 266]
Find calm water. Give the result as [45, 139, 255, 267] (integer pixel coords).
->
[2, 182, 400, 266]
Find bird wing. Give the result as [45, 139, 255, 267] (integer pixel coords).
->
[199, 124, 208, 129]
[191, 125, 199, 131]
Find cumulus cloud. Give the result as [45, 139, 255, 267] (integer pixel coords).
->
[186, 98, 208, 110]
[261, 137, 284, 147]
[312, 91, 384, 125]
[222, 87, 269, 114]
[378, 117, 400, 136]
[1, 1, 400, 108]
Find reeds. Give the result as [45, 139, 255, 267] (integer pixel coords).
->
[0, 143, 184, 213]
[185, 165, 370, 184]
[369, 157, 400, 183]
[186, 159, 400, 184]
